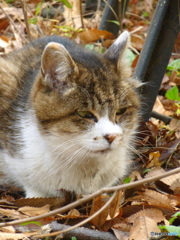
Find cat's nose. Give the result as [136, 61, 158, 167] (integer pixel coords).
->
[104, 134, 116, 144]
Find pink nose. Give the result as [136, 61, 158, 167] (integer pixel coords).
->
[104, 134, 116, 144]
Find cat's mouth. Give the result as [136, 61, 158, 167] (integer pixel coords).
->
[92, 148, 111, 154]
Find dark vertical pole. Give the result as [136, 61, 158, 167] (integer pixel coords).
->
[99, 0, 119, 36]
[133, 0, 180, 121]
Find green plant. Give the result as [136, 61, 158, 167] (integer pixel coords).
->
[158, 212, 180, 237]
[167, 58, 180, 75]
[165, 86, 180, 101]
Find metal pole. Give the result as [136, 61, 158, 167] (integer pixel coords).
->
[134, 0, 180, 121]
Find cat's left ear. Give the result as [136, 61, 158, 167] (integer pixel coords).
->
[104, 31, 130, 64]
[104, 31, 142, 88]
[41, 42, 79, 94]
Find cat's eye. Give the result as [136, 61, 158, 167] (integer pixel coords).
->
[116, 107, 127, 115]
[77, 111, 97, 121]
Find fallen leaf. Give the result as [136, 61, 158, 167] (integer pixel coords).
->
[19, 204, 50, 217]
[112, 227, 129, 240]
[129, 216, 160, 240]
[78, 29, 115, 44]
[90, 195, 109, 229]
[127, 208, 165, 224]
[109, 190, 123, 218]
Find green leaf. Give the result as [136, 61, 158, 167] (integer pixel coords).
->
[123, 177, 131, 183]
[167, 58, 180, 72]
[165, 86, 180, 101]
[35, 2, 43, 16]
[169, 211, 180, 224]
[106, 20, 120, 26]
[28, 18, 38, 25]
[143, 168, 151, 174]
[21, 221, 42, 226]
[125, 49, 136, 66]
[71, 237, 77, 240]
[5, 0, 16, 2]
[159, 225, 180, 237]
[57, 0, 72, 8]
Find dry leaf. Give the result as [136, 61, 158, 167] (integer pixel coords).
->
[109, 190, 123, 218]
[15, 197, 66, 209]
[170, 179, 180, 194]
[113, 222, 132, 232]
[0, 226, 15, 233]
[78, 29, 115, 44]
[143, 190, 173, 209]
[0, 232, 34, 239]
[160, 172, 180, 187]
[112, 228, 129, 240]
[129, 216, 160, 240]
[19, 204, 50, 217]
[127, 208, 165, 224]
[89, 195, 109, 228]
[68, 208, 81, 217]
[0, 208, 25, 220]
[147, 151, 161, 167]
[131, 34, 144, 50]
[145, 167, 165, 178]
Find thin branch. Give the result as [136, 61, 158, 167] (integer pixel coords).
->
[34, 191, 118, 238]
[19, 0, 31, 41]
[0, 167, 179, 227]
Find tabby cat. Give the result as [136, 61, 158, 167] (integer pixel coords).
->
[0, 31, 141, 198]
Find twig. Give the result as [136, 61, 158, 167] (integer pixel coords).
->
[0, 167, 179, 227]
[34, 191, 118, 238]
[19, 0, 31, 41]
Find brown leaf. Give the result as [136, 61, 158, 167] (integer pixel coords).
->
[143, 189, 173, 209]
[0, 19, 9, 31]
[170, 179, 180, 195]
[145, 167, 165, 179]
[109, 190, 123, 218]
[113, 222, 132, 232]
[0, 208, 25, 220]
[89, 195, 109, 229]
[127, 208, 165, 224]
[0, 232, 34, 239]
[129, 216, 160, 240]
[147, 151, 161, 168]
[19, 204, 50, 217]
[131, 34, 144, 50]
[112, 227, 129, 240]
[78, 29, 115, 44]
[15, 197, 66, 210]
[160, 172, 180, 187]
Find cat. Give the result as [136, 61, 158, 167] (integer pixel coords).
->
[0, 31, 141, 198]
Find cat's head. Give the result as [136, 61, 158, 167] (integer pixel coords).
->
[31, 31, 141, 156]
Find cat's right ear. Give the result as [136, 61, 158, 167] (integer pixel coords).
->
[41, 42, 79, 94]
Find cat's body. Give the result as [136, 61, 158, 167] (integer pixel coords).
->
[0, 32, 141, 198]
